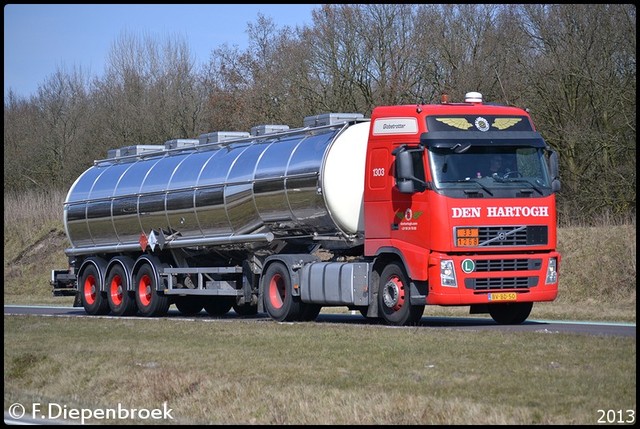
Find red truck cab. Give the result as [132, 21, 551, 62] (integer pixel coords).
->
[364, 92, 560, 323]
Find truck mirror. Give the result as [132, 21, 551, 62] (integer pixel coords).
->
[397, 179, 417, 194]
[395, 149, 415, 181]
[393, 146, 427, 194]
[549, 150, 559, 177]
[548, 149, 561, 192]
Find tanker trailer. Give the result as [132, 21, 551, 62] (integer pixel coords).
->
[53, 113, 371, 320]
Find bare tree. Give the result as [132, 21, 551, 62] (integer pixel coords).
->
[204, 14, 313, 131]
[3, 66, 92, 190]
[300, 5, 368, 113]
[515, 4, 636, 222]
[93, 31, 206, 152]
[4, 90, 41, 191]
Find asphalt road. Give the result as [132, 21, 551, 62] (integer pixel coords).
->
[4, 304, 636, 337]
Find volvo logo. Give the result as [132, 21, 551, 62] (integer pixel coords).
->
[497, 232, 507, 241]
[474, 116, 490, 132]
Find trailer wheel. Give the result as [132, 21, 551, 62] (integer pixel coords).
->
[489, 302, 533, 325]
[134, 263, 170, 317]
[378, 262, 424, 326]
[80, 263, 110, 315]
[263, 262, 301, 322]
[106, 264, 137, 316]
[175, 297, 204, 316]
[203, 297, 234, 316]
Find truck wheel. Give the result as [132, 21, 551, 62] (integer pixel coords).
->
[233, 302, 258, 317]
[357, 307, 378, 319]
[106, 264, 137, 316]
[203, 297, 234, 316]
[175, 297, 204, 316]
[298, 303, 322, 322]
[263, 262, 301, 322]
[134, 263, 170, 317]
[489, 302, 533, 325]
[80, 264, 110, 315]
[378, 262, 424, 326]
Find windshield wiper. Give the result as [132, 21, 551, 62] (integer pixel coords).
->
[467, 178, 494, 195]
[442, 179, 493, 196]
[491, 175, 543, 195]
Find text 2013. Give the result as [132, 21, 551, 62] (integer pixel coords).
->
[597, 409, 635, 424]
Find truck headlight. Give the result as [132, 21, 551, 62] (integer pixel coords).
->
[545, 257, 558, 284]
[441, 260, 457, 287]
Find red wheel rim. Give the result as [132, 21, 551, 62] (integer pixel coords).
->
[110, 274, 124, 306]
[138, 274, 152, 307]
[268, 274, 285, 309]
[83, 274, 97, 305]
[384, 276, 406, 311]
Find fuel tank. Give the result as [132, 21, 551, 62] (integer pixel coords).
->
[63, 120, 370, 255]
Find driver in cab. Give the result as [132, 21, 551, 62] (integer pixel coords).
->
[488, 155, 505, 177]
[485, 154, 520, 179]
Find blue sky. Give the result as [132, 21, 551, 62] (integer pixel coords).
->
[4, 4, 319, 99]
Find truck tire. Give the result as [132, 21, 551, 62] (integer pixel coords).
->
[106, 264, 137, 316]
[488, 302, 533, 325]
[298, 303, 322, 322]
[134, 263, 170, 317]
[233, 302, 258, 317]
[357, 307, 378, 319]
[203, 297, 234, 316]
[175, 297, 204, 316]
[262, 262, 301, 322]
[378, 262, 424, 326]
[80, 263, 110, 315]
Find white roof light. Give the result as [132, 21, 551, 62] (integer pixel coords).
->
[464, 92, 483, 103]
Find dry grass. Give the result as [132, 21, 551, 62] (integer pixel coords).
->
[3, 189, 67, 244]
[3, 316, 636, 425]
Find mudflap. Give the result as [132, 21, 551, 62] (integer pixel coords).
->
[73, 292, 82, 307]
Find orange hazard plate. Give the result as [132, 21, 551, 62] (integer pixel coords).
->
[488, 292, 517, 301]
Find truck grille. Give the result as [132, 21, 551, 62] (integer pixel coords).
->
[479, 225, 547, 246]
[474, 258, 542, 271]
[455, 225, 548, 247]
[465, 277, 537, 290]
[463, 258, 542, 291]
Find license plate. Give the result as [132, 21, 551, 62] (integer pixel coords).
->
[489, 292, 517, 301]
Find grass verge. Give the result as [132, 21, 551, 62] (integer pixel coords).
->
[4, 315, 636, 425]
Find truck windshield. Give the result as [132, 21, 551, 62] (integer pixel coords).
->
[428, 146, 552, 190]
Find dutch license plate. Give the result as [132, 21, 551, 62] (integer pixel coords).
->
[489, 292, 517, 301]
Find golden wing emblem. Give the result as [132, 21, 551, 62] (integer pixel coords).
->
[492, 118, 522, 130]
[436, 118, 473, 130]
